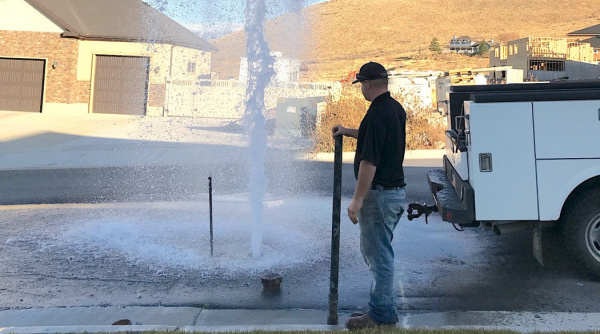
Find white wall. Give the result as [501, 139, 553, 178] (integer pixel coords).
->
[564, 60, 600, 79]
[389, 76, 437, 110]
[239, 52, 300, 83]
[0, 0, 63, 32]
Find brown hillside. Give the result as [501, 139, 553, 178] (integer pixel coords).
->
[211, 0, 600, 82]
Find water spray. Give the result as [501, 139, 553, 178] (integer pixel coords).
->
[244, 0, 275, 258]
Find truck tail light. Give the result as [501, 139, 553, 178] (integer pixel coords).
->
[446, 212, 453, 221]
[479, 153, 493, 172]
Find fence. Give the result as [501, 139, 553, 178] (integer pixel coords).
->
[165, 79, 338, 118]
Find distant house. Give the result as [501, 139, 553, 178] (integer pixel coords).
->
[489, 37, 599, 81]
[0, 0, 215, 115]
[449, 36, 478, 54]
[568, 24, 600, 38]
[239, 52, 301, 84]
[579, 36, 600, 61]
[449, 36, 495, 54]
[568, 24, 600, 61]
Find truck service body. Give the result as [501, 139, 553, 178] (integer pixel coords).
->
[412, 80, 600, 276]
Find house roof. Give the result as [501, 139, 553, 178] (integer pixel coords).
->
[580, 35, 600, 48]
[568, 24, 600, 36]
[25, 0, 215, 51]
[452, 36, 471, 41]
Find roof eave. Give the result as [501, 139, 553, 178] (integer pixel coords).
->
[63, 34, 215, 52]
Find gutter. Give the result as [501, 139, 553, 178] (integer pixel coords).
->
[59, 33, 215, 52]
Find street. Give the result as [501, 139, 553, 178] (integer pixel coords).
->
[0, 162, 433, 205]
[1, 152, 599, 313]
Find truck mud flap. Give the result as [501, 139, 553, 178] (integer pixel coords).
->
[427, 158, 476, 225]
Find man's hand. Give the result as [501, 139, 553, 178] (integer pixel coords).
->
[332, 124, 346, 138]
[347, 198, 362, 224]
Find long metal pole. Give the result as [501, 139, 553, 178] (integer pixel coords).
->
[328, 135, 343, 325]
[209, 176, 213, 258]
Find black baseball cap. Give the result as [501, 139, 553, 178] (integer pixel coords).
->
[352, 62, 389, 84]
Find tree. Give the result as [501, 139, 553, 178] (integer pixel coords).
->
[477, 42, 490, 55]
[429, 38, 442, 53]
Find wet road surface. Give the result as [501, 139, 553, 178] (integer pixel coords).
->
[1, 173, 599, 313]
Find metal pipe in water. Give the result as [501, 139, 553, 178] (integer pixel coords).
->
[328, 135, 343, 325]
[209, 176, 213, 258]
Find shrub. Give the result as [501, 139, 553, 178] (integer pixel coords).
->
[312, 83, 446, 152]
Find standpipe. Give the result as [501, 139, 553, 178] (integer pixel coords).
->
[328, 135, 343, 325]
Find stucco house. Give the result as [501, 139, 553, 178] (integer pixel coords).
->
[0, 0, 215, 115]
[568, 24, 600, 61]
[580, 36, 600, 61]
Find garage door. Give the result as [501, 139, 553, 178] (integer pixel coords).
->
[93, 55, 150, 115]
[0, 58, 45, 113]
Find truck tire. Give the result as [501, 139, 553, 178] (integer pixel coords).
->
[562, 189, 600, 278]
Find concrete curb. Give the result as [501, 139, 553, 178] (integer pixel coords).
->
[3, 309, 600, 333]
[181, 324, 346, 332]
[0, 325, 177, 334]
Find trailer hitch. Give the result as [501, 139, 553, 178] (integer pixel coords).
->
[407, 202, 438, 224]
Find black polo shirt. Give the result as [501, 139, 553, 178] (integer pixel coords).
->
[354, 91, 406, 188]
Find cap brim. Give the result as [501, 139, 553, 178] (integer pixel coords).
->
[351, 79, 361, 84]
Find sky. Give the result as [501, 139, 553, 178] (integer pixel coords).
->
[144, 0, 330, 25]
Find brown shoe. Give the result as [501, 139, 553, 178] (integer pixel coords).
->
[345, 313, 380, 330]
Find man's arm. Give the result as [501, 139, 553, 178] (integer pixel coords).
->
[347, 159, 376, 224]
[332, 125, 358, 139]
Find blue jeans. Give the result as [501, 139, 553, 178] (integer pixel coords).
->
[358, 187, 405, 324]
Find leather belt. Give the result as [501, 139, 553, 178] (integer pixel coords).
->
[370, 184, 400, 190]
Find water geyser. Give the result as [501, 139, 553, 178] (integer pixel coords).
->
[244, 0, 275, 258]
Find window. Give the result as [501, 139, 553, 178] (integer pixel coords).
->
[500, 46, 508, 60]
[514, 45, 518, 54]
[529, 59, 565, 71]
[187, 61, 196, 73]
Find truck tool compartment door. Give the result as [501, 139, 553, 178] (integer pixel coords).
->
[533, 100, 600, 160]
[465, 101, 539, 221]
[534, 100, 600, 221]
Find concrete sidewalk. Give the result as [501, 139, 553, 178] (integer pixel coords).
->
[0, 111, 444, 171]
[2, 307, 600, 333]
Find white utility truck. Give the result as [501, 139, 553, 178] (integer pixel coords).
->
[408, 81, 600, 276]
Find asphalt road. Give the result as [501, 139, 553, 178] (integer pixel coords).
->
[2, 160, 600, 314]
[0, 162, 434, 205]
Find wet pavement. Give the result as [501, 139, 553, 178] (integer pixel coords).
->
[2, 111, 600, 332]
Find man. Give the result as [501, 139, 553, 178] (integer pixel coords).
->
[332, 62, 406, 330]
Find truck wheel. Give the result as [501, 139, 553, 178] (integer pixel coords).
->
[562, 190, 600, 278]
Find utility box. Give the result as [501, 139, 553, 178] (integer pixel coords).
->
[275, 97, 325, 137]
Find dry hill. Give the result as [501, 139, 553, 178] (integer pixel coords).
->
[211, 0, 600, 82]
